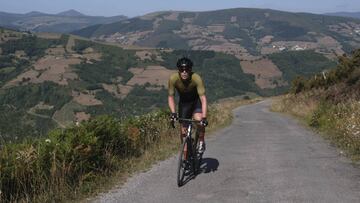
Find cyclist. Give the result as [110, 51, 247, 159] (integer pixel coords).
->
[168, 57, 208, 154]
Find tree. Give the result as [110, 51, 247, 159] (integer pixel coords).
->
[291, 76, 306, 94]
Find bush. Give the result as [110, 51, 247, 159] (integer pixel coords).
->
[288, 49, 360, 94]
[0, 109, 170, 202]
[290, 76, 306, 94]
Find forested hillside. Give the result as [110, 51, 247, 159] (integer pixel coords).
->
[0, 28, 337, 140]
[74, 8, 360, 58]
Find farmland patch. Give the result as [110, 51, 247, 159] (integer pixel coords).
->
[240, 59, 287, 89]
[127, 66, 175, 87]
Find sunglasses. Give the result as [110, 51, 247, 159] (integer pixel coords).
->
[178, 67, 191, 73]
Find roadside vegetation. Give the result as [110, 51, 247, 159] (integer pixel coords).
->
[272, 49, 360, 161]
[0, 96, 260, 202]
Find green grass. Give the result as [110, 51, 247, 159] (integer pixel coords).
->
[52, 100, 86, 127]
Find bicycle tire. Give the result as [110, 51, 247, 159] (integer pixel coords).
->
[193, 129, 201, 174]
[177, 138, 188, 187]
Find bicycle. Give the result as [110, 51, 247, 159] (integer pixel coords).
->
[176, 118, 203, 187]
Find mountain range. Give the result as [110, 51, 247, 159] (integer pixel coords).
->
[325, 12, 360, 19]
[72, 8, 360, 60]
[0, 9, 127, 33]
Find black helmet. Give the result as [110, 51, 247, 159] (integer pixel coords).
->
[176, 57, 193, 69]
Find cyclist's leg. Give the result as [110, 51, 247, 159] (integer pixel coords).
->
[193, 112, 205, 141]
[192, 98, 205, 142]
[179, 101, 194, 160]
[192, 98, 205, 154]
[178, 101, 195, 135]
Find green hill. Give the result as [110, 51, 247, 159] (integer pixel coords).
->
[0, 28, 337, 140]
[73, 8, 360, 57]
[0, 10, 127, 33]
[325, 12, 360, 20]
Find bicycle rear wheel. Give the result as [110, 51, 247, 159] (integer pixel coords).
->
[177, 138, 189, 187]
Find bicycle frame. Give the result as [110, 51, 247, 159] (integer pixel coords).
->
[176, 118, 202, 186]
[179, 118, 200, 151]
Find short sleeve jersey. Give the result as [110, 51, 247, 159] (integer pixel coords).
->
[168, 72, 205, 103]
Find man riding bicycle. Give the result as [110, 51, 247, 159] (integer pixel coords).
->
[168, 57, 208, 153]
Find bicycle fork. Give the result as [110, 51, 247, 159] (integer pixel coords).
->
[182, 124, 193, 161]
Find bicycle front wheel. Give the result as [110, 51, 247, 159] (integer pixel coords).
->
[177, 138, 189, 187]
[193, 129, 202, 174]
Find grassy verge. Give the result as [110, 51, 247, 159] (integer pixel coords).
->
[0, 97, 261, 202]
[271, 93, 360, 162]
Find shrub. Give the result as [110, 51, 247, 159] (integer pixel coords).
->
[0, 109, 170, 202]
[288, 49, 360, 94]
[291, 76, 306, 94]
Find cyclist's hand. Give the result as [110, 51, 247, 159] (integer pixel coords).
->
[200, 118, 208, 127]
[170, 113, 178, 121]
[170, 113, 178, 128]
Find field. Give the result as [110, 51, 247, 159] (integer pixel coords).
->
[4, 55, 81, 87]
[127, 66, 175, 87]
[36, 32, 62, 39]
[72, 91, 103, 106]
[52, 100, 86, 127]
[240, 59, 287, 89]
[102, 83, 133, 99]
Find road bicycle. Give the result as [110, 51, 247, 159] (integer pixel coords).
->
[176, 118, 203, 187]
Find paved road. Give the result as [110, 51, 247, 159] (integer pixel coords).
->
[93, 100, 360, 203]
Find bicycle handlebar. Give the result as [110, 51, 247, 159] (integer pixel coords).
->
[177, 118, 201, 123]
[170, 118, 201, 128]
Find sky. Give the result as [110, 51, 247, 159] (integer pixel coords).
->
[1, 0, 360, 17]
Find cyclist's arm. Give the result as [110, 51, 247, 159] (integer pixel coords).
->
[194, 74, 207, 118]
[200, 95, 207, 118]
[168, 76, 176, 113]
[168, 95, 176, 113]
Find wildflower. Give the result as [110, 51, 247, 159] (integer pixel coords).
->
[45, 139, 51, 143]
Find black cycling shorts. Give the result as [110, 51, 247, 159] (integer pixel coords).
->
[178, 98, 202, 121]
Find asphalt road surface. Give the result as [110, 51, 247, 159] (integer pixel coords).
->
[93, 100, 360, 203]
